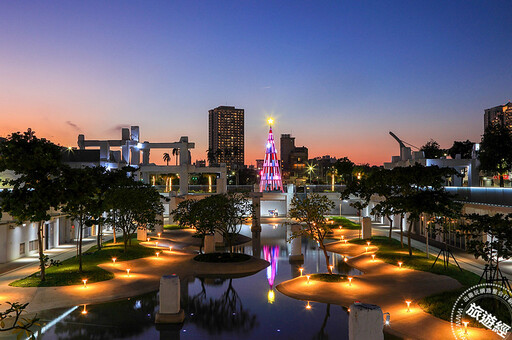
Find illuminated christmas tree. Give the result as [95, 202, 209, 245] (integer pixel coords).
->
[259, 118, 284, 192]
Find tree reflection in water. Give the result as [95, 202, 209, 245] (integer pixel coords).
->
[313, 303, 331, 340]
[51, 293, 158, 340]
[187, 278, 258, 335]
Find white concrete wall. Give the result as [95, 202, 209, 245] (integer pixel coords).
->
[260, 200, 287, 217]
[0, 222, 39, 264]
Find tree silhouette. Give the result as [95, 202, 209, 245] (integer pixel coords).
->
[163, 152, 170, 166]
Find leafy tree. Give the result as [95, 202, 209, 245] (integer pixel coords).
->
[420, 139, 445, 159]
[0, 130, 64, 281]
[215, 194, 253, 255]
[107, 181, 164, 251]
[288, 194, 335, 274]
[172, 196, 224, 253]
[462, 213, 512, 282]
[162, 152, 170, 166]
[333, 157, 354, 184]
[479, 123, 512, 187]
[0, 301, 39, 339]
[448, 140, 474, 159]
[206, 149, 216, 166]
[60, 166, 102, 273]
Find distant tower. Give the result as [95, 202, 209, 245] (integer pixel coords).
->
[259, 118, 284, 192]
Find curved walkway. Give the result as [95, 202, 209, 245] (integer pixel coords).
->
[0, 244, 268, 315]
[277, 233, 494, 340]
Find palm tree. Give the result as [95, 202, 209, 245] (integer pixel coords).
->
[207, 149, 216, 166]
[163, 152, 170, 166]
[172, 148, 179, 166]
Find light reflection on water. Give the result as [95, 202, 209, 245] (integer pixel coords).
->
[32, 224, 360, 340]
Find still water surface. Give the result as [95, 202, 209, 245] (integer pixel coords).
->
[34, 224, 362, 340]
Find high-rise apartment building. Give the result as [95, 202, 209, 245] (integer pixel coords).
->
[208, 106, 244, 170]
[484, 102, 512, 130]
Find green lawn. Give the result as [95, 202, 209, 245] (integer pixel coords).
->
[163, 224, 189, 230]
[328, 216, 361, 230]
[10, 238, 156, 287]
[350, 236, 482, 322]
[310, 273, 346, 282]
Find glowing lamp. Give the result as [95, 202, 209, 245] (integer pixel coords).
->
[367, 241, 371, 246]
[112, 257, 117, 265]
[344, 257, 348, 262]
[462, 321, 469, 334]
[344, 239, 348, 244]
[398, 261, 403, 269]
[371, 254, 375, 261]
[405, 300, 411, 312]
[329, 265, 334, 273]
[126, 268, 131, 277]
[341, 235, 344, 240]
[156, 252, 160, 258]
[155, 242, 158, 247]
[158, 232, 161, 238]
[305, 301, 312, 310]
[169, 246, 173, 252]
[82, 279, 87, 289]
[306, 275, 311, 284]
[81, 304, 88, 315]
[348, 277, 353, 286]
[299, 267, 304, 276]
[365, 247, 369, 253]
[147, 238, 150, 242]
[267, 289, 275, 304]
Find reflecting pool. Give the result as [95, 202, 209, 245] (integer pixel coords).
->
[28, 224, 363, 340]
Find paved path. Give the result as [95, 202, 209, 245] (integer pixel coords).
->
[277, 229, 498, 340]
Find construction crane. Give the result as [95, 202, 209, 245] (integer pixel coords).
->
[389, 132, 419, 150]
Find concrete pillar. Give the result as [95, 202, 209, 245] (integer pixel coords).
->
[137, 227, 148, 241]
[349, 302, 384, 340]
[155, 274, 185, 323]
[155, 213, 164, 234]
[289, 224, 304, 262]
[142, 148, 150, 165]
[179, 169, 188, 195]
[204, 234, 215, 253]
[362, 217, 372, 239]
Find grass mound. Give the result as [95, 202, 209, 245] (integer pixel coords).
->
[328, 216, 361, 230]
[194, 252, 251, 263]
[164, 224, 189, 230]
[10, 238, 155, 287]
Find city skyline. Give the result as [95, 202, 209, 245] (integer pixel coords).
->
[1, 1, 512, 165]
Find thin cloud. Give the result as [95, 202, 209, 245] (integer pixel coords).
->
[66, 121, 82, 132]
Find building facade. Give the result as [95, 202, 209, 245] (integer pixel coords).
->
[484, 102, 512, 130]
[208, 106, 244, 170]
[280, 134, 308, 181]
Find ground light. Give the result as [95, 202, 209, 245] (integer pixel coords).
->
[156, 251, 160, 258]
[344, 257, 348, 262]
[367, 241, 371, 246]
[299, 267, 304, 276]
[462, 321, 469, 334]
[344, 240, 347, 244]
[329, 265, 334, 273]
[169, 246, 173, 252]
[341, 235, 344, 240]
[305, 301, 312, 310]
[405, 300, 411, 312]
[158, 232, 161, 238]
[306, 275, 311, 284]
[383, 312, 390, 325]
[82, 279, 87, 289]
[126, 269, 131, 277]
[112, 257, 117, 265]
[398, 261, 403, 269]
[155, 242, 159, 247]
[348, 277, 353, 286]
[371, 254, 375, 261]
[147, 237, 150, 242]
[81, 305, 87, 315]
[365, 247, 369, 253]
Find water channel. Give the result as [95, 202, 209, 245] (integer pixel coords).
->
[27, 224, 363, 340]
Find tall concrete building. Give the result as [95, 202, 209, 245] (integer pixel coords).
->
[484, 102, 512, 130]
[280, 134, 308, 180]
[208, 106, 244, 170]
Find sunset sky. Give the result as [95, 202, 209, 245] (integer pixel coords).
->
[1, 1, 511, 166]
